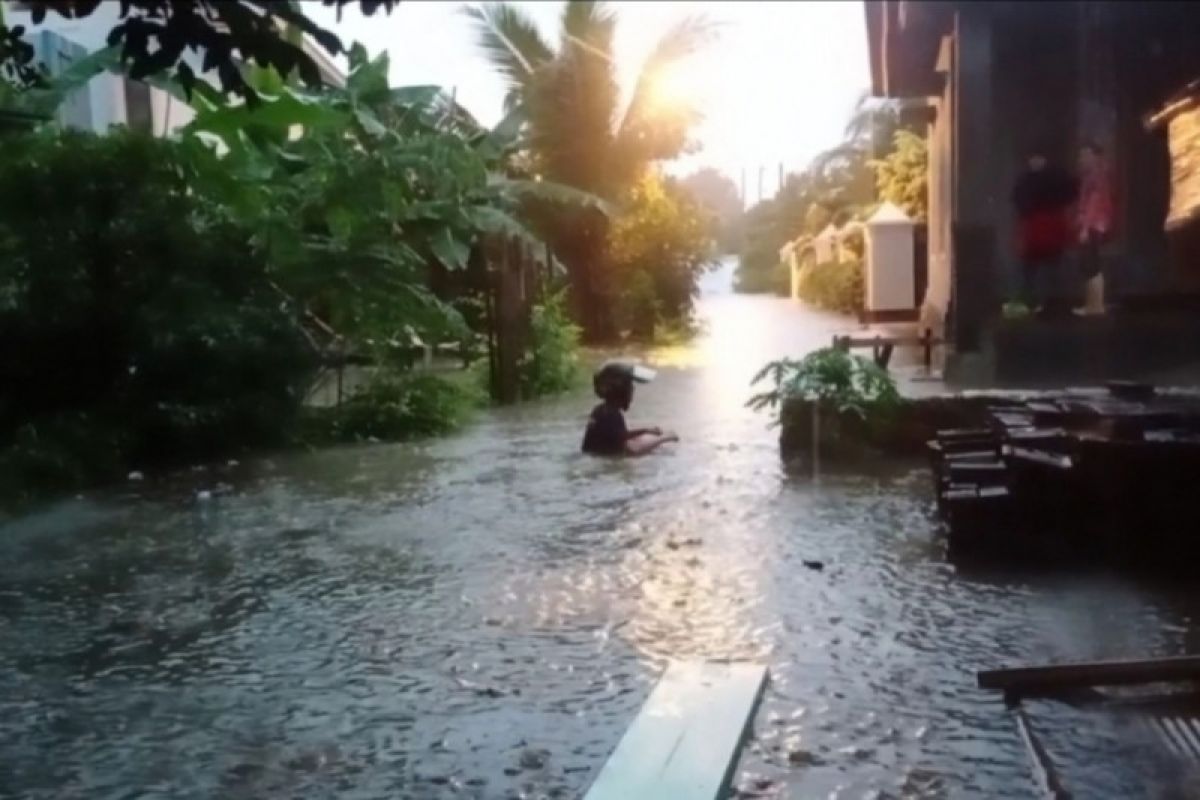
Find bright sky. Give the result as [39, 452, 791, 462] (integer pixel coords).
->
[310, 1, 870, 203]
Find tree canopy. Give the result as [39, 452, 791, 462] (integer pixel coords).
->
[1, 1, 399, 100]
[466, 0, 717, 339]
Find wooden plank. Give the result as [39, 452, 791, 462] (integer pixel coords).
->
[1012, 706, 1072, 799]
[979, 655, 1200, 694]
[836, 335, 943, 348]
[584, 661, 768, 800]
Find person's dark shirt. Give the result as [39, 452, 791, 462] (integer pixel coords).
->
[582, 402, 627, 455]
[1012, 166, 1078, 218]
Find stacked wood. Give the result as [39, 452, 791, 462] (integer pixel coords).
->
[929, 382, 1200, 565]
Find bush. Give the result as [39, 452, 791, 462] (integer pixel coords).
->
[300, 371, 482, 445]
[520, 291, 582, 398]
[616, 269, 660, 341]
[610, 173, 715, 331]
[748, 347, 900, 427]
[796, 259, 864, 314]
[0, 129, 313, 502]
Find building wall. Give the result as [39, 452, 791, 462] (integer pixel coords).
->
[8, 3, 199, 136]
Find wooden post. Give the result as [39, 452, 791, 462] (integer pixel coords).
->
[497, 238, 517, 404]
[493, 236, 524, 404]
[812, 400, 821, 480]
[1013, 706, 1072, 799]
[483, 237, 501, 402]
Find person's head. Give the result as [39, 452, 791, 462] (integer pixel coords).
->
[592, 361, 656, 411]
[1079, 140, 1103, 171]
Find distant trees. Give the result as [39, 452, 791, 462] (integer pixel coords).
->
[610, 173, 715, 338]
[735, 96, 926, 295]
[678, 167, 743, 254]
[871, 130, 928, 221]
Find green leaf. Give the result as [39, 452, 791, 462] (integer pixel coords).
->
[493, 178, 613, 216]
[353, 105, 387, 138]
[429, 227, 470, 270]
[325, 207, 355, 242]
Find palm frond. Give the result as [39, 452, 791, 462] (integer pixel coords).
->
[462, 3, 554, 92]
[560, 1, 616, 58]
[616, 15, 718, 140]
[492, 177, 613, 216]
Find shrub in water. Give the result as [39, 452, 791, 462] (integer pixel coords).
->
[796, 259, 864, 314]
[519, 291, 582, 398]
[748, 347, 899, 425]
[0, 130, 312, 502]
[302, 372, 482, 444]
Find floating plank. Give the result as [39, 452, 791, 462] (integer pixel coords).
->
[584, 661, 769, 800]
[1012, 706, 1072, 799]
[978, 655, 1200, 694]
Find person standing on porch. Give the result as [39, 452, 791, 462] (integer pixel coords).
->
[1076, 142, 1116, 316]
[1012, 147, 1079, 317]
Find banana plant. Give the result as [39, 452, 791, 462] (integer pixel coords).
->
[161, 42, 609, 349]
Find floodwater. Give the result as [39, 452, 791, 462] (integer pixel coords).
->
[3, 258, 1200, 799]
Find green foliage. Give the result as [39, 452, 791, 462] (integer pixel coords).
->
[520, 291, 582, 398]
[677, 167, 743, 254]
[2, 2, 398, 103]
[617, 270, 661, 340]
[747, 347, 900, 425]
[796, 259, 864, 314]
[1002, 301, 1032, 320]
[870, 129, 928, 221]
[300, 371, 482, 445]
[173, 45, 603, 354]
[610, 172, 715, 338]
[736, 95, 914, 295]
[0, 130, 311, 504]
[467, 2, 717, 339]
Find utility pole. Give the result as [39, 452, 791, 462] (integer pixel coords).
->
[740, 166, 746, 211]
[778, 162, 784, 196]
[757, 166, 765, 205]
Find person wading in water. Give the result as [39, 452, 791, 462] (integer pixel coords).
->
[1012, 147, 1079, 317]
[581, 361, 678, 456]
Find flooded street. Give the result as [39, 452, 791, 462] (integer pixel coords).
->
[3, 264, 1200, 799]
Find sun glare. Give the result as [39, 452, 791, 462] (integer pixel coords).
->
[648, 61, 704, 111]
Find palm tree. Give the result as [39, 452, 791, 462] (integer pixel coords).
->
[465, 1, 716, 341]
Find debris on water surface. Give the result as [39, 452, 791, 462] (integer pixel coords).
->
[196, 490, 212, 501]
[667, 537, 704, 550]
[802, 560, 824, 571]
[787, 748, 825, 767]
[519, 748, 550, 770]
[127, 471, 144, 481]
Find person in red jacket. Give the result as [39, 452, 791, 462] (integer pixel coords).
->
[1012, 147, 1079, 317]
[1075, 141, 1116, 315]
